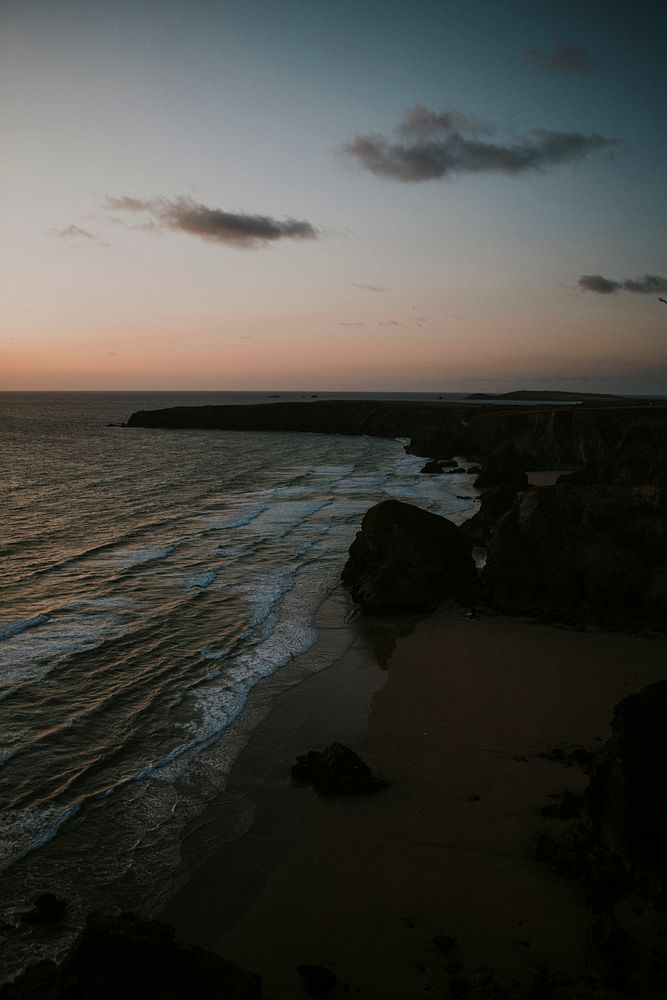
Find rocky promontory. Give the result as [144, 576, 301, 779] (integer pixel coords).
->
[127, 398, 666, 477]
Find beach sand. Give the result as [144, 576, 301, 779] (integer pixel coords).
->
[159, 604, 667, 998]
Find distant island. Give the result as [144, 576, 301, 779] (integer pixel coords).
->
[465, 389, 625, 401]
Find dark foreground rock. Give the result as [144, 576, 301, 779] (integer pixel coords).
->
[291, 743, 389, 794]
[341, 499, 476, 614]
[481, 484, 667, 629]
[0, 910, 261, 1000]
[296, 964, 337, 996]
[585, 681, 667, 895]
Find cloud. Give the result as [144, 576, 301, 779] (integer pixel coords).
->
[105, 195, 317, 248]
[378, 320, 404, 327]
[344, 104, 616, 182]
[578, 274, 621, 294]
[521, 43, 595, 75]
[49, 224, 101, 241]
[621, 275, 667, 294]
[578, 273, 667, 294]
[339, 322, 365, 326]
[353, 282, 390, 292]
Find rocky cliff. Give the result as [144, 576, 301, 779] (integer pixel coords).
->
[128, 399, 667, 476]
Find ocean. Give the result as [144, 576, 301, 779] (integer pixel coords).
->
[0, 390, 479, 979]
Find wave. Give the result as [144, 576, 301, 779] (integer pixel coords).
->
[0, 614, 50, 641]
[0, 803, 81, 875]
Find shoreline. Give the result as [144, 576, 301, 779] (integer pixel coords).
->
[157, 586, 419, 939]
[158, 605, 667, 998]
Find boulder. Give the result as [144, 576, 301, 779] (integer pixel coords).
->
[481, 484, 667, 628]
[1, 910, 262, 1000]
[585, 681, 667, 894]
[291, 743, 389, 795]
[420, 459, 443, 474]
[341, 499, 477, 613]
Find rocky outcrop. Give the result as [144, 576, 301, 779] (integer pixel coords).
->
[420, 459, 443, 474]
[481, 484, 667, 628]
[565, 422, 667, 488]
[341, 499, 476, 613]
[460, 484, 518, 546]
[585, 682, 667, 894]
[0, 910, 261, 999]
[291, 743, 389, 794]
[472, 444, 528, 490]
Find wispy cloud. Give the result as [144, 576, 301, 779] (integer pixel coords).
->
[339, 322, 365, 326]
[352, 282, 390, 292]
[344, 104, 616, 182]
[105, 196, 317, 248]
[521, 43, 595, 75]
[49, 224, 102, 242]
[378, 320, 404, 327]
[578, 273, 667, 295]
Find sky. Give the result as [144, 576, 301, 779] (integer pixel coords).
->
[3, 0, 666, 393]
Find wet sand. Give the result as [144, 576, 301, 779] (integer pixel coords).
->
[159, 604, 667, 998]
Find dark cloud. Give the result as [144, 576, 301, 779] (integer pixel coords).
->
[49, 224, 100, 241]
[578, 274, 621, 294]
[621, 275, 667, 294]
[353, 282, 390, 292]
[344, 105, 616, 182]
[578, 273, 667, 294]
[105, 196, 317, 248]
[521, 43, 595, 75]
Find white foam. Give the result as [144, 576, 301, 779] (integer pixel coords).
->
[0, 803, 81, 874]
[185, 570, 216, 588]
[204, 504, 269, 530]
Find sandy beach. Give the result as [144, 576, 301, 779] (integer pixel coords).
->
[159, 602, 667, 998]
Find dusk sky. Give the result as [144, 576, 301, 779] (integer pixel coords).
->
[3, 0, 666, 393]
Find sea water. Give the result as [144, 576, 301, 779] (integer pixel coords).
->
[0, 390, 478, 978]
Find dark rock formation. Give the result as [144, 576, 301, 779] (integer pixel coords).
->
[585, 681, 667, 894]
[481, 484, 667, 628]
[473, 444, 528, 490]
[420, 459, 443, 474]
[460, 483, 518, 546]
[341, 499, 476, 614]
[296, 964, 337, 996]
[291, 743, 389, 795]
[0, 910, 261, 1000]
[565, 422, 667, 488]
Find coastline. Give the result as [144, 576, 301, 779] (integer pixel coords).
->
[158, 603, 667, 998]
